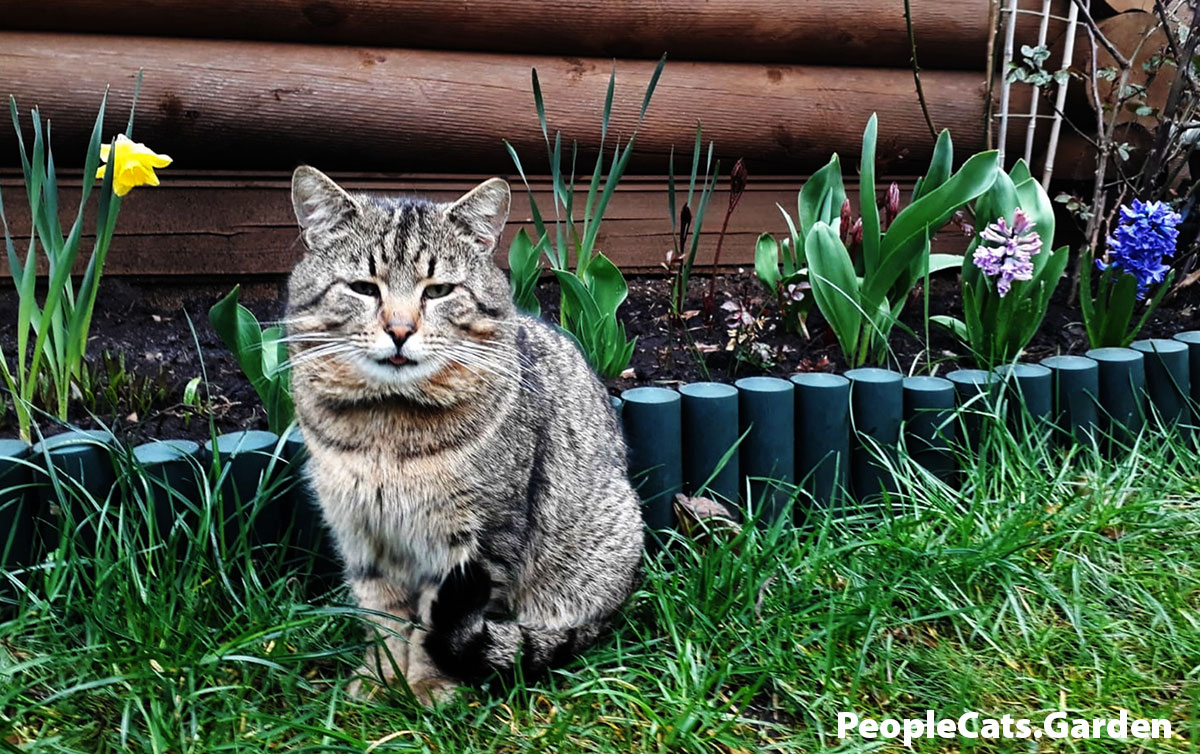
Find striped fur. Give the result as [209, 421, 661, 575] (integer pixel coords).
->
[286, 167, 642, 701]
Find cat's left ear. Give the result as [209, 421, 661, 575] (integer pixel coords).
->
[448, 178, 510, 251]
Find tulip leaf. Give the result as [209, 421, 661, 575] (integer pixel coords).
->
[931, 314, 969, 342]
[915, 130, 953, 201]
[928, 254, 965, 275]
[799, 155, 846, 239]
[754, 233, 782, 292]
[805, 222, 862, 362]
[859, 114, 881, 275]
[880, 150, 1000, 267]
[582, 252, 628, 317]
[507, 228, 543, 316]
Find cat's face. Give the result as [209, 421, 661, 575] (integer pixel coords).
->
[285, 167, 515, 400]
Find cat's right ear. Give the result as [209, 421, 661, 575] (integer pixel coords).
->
[291, 166, 358, 242]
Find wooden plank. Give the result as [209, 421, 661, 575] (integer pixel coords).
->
[0, 32, 1003, 176]
[0, 171, 972, 277]
[0, 0, 1069, 70]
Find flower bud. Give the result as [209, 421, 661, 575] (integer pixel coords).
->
[678, 204, 692, 251]
[840, 198, 853, 243]
[884, 182, 901, 227]
[729, 158, 748, 212]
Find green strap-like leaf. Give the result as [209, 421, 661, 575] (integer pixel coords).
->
[1099, 272, 1139, 348]
[930, 314, 969, 341]
[209, 285, 266, 389]
[1124, 270, 1175, 347]
[582, 252, 629, 318]
[805, 222, 862, 363]
[859, 115, 881, 275]
[799, 155, 846, 241]
[1079, 247, 1101, 347]
[927, 254, 964, 275]
[870, 150, 1000, 304]
[915, 130, 953, 201]
[754, 234, 782, 292]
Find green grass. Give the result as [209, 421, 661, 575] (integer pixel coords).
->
[2, 416, 1199, 752]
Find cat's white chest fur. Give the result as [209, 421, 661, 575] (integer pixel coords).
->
[306, 444, 478, 594]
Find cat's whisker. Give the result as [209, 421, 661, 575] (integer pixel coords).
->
[251, 334, 346, 350]
[455, 340, 529, 366]
[277, 343, 360, 371]
[275, 333, 346, 342]
[262, 315, 324, 327]
[441, 347, 514, 375]
[441, 348, 541, 394]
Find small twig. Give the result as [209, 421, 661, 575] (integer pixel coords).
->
[904, 0, 938, 139]
[1069, 0, 1132, 68]
[1152, 0, 1198, 90]
[1140, 0, 1200, 194]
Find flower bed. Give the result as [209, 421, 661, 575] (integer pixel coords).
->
[2, 329, 1196, 579]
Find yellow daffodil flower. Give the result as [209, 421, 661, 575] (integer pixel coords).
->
[95, 134, 172, 196]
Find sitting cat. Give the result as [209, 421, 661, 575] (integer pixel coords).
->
[285, 166, 643, 702]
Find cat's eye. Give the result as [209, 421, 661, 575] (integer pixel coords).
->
[423, 283, 454, 300]
[348, 280, 380, 297]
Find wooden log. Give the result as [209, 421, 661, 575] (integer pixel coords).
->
[1040, 123, 1154, 181]
[0, 171, 973, 277]
[1101, 0, 1155, 12]
[0, 32, 998, 176]
[0, 0, 1068, 70]
[1060, 11, 1174, 130]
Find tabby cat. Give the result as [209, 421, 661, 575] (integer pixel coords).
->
[286, 166, 642, 702]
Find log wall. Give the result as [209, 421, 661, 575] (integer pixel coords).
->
[0, 0, 1065, 69]
[0, 172, 969, 277]
[0, 0, 1069, 278]
[1, 32, 1012, 176]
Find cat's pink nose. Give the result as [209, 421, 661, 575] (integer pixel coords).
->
[385, 318, 415, 348]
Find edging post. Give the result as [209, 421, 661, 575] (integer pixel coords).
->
[679, 382, 740, 504]
[1172, 331, 1200, 407]
[131, 439, 201, 546]
[31, 429, 115, 556]
[846, 368, 902, 501]
[1132, 338, 1191, 429]
[994, 363, 1053, 425]
[620, 387, 682, 533]
[1042, 355, 1100, 442]
[1085, 347, 1146, 444]
[946, 369, 998, 453]
[902, 376, 956, 480]
[203, 430, 285, 556]
[791, 373, 850, 509]
[735, 377, 795, 523]
[0, 439, 32, 579]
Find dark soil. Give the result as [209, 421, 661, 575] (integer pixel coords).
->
[0, 271, 1196, 444]
[0, 278, 288, 445]
[611, 272, 1200, 389]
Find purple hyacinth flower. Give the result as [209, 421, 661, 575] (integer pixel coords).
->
[972, 208, 1043, 298]
[1097, 199, 1181, 300]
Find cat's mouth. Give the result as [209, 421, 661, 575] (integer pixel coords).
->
[380, 355, 411, 367]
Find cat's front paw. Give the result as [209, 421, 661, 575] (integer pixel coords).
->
[408, 674, 460, 706]
[346, 673, 387, 701]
